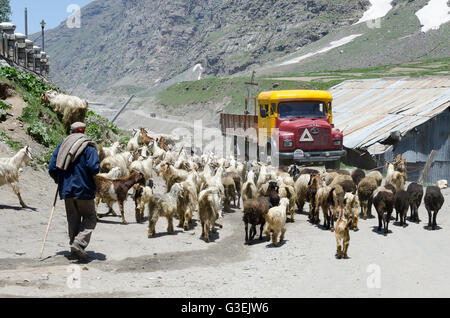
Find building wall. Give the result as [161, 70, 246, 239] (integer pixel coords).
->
[383, 107, 450, 184]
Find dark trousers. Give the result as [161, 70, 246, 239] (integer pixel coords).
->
[64, 198, 97, 249]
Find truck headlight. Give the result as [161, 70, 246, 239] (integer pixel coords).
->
[333, 140, 342, 146]
[283, 140, 294, 148]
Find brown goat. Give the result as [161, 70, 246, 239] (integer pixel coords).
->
[94, 171, 146, 224]
[334, 206, 353, 259]
[307, 174, 322, 222]
[140, 128, 154, 146]
[243, 197, 271, 244]
[394, 154, 407, 182]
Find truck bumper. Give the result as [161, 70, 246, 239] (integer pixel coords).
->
[274, 149, 347, 163]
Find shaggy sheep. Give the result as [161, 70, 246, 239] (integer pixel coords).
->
[294, 173, 311, 213]
[98, 142, 121, 162]
[133, 184, 153, 223]
[394, 154, 407, 181]
[241, 170, 257, 202]
[424, 186, 445, 230]
[222, 176, 237, 211]
[330, 174, 353, 186]
[157, 162, 189, 192]
[324, 171, 339, 186]
[97, 167, 122, 179]
[41, 90, 88, 130]
[198, 187, 223, 243]
[407, 182, 423, 223]
[223, 171, 242, 208]
[385, 162, 405, 191]
[367, 171, 383, 186]
[372, 186, 395, 236]
[331, 182, 345, 204]
[327, 169, 351, 176]
[264, 198, 290, 247]
[279, 183, 296, 222]
[357, 176, 378, 220]
[94, 171, 146, 224]
[339, 179, 357, 194]
[126, 129, 141, 152]
[100, 151, 133, 177]
[0, 146, 33, 208]
[307, 174, 322, 221]
[344, 192, 360, 231]
[351, 168, 366, 186]
[243, 197, 271, 244]
[264, 181, 280, 208]
[394, 190, 410, 227]
[129, 156, 153, 182]
[171, 181, 197, 230]
[334, 206, 353, 259]
[147, 185, 179, 237]
[315, 186, 336, 229]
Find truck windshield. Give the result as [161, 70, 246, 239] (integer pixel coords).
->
[278, 102, 326, 119]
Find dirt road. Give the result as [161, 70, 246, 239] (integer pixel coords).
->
[0, 143, 449, 298]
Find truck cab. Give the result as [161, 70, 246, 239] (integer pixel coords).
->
[257, 90, 346, 168]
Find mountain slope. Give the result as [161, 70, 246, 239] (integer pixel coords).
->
[256, 0, 450, 76]
[37, 0, 370, 97]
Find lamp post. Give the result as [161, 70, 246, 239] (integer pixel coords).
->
[40, 19, 46, 51]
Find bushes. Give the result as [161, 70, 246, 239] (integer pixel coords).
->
[0, 67, 57, 97]
[0, 100, 11, 122]
[85, 110, 121, 145]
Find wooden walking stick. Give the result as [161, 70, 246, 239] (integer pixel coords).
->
[40, 187, 59, 259]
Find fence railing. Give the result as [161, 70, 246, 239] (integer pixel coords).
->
[0, 22, 50, 77]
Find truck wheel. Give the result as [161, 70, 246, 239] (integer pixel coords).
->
[325, 160, 340, 170]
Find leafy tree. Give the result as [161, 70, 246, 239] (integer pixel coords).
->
[0, 0, 11, 22]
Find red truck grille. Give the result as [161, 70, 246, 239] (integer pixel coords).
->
[298, 127, 330, 149]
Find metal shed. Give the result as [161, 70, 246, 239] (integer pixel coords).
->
[329, 77, 450, 184]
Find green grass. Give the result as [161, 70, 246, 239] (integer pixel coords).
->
[157, 77, 342, 113]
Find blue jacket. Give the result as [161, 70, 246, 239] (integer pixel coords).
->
[48, 142, 100, 200]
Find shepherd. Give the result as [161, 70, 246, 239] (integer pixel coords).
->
[48, 122, 100, 260]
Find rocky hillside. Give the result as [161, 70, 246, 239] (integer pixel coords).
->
[36, 0, 369, 97]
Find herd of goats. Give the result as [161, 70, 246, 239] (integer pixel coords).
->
[0, 126, 447, 259]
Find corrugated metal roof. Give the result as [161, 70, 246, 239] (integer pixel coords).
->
[329, 77, 450, 149]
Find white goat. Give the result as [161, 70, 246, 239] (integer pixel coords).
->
[0, 146, 33, 208]
[41, 90, 88, 129]
[264, 197, 289, 247]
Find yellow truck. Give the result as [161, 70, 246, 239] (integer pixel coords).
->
[220, 90, 346, 168]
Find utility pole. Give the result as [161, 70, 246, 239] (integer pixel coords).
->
[40, 20, 46, 51]
[244, 70, 258, 114]
[25, 8, 28, 36]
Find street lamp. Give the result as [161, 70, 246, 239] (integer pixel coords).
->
[40, 19, 46, 51]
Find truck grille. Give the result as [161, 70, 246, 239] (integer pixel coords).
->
[298, 127, 330, 149]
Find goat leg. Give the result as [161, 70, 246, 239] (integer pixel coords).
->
[167, 215, 174, 234]
[259, 223, 264, 240]
[118, 201, 127, 225]
[280, 227, 286, 244]
[245, 223, 249, 244]
[426, 208, 432, 230]
[11, 183, 27, 208]
[432, 211, 439, 230]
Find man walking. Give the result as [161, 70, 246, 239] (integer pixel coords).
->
[48, 122, 100, 260]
